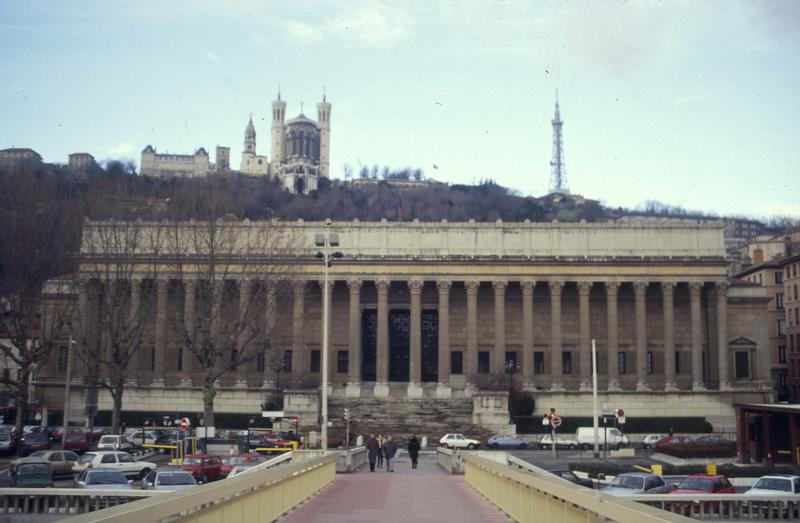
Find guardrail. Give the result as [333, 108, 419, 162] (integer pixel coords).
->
[61, 454, 336, 522]
[462, 453, 693, 523]
[633, 494, 800, 520]
[293, 447, 367, 473]
[0, 489, 162, 517]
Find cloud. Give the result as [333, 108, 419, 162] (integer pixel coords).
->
[108, 142, 135, 155]
[286, 22, 324, 44]
[204, 50, 221, 62]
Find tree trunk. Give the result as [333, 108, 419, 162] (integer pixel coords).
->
[14, 374, 30, 457]
[202, 378, 216, 429]
[110, 378, 124, 434]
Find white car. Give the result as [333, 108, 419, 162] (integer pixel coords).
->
[538, 434, 579, 450]
[744, 475, 800, 496]
[73, 451, 157, 479]
[125, 429, 161, 446]
[97, 435, 134, 451]
[642, 434, 668, 449]
[439, 434, 481, 449]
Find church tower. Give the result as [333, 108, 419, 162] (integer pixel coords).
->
[271, 92, 287, 170]
[316, 92, 331, 178]
[243, 117, 256, 154]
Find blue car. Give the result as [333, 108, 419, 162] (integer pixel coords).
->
[487, 435, 529, 449]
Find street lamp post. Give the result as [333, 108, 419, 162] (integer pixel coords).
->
[61, 334, 75, 450]
[504, 359, 520, 423]
[314, 226, 342, 452]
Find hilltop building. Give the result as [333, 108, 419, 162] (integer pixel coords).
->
[140, 145, 210, 178]
[0, 147, 43, 171]
[68, 152, 99, 173]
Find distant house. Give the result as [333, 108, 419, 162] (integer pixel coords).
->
[140, 145, 210, 178]
[0, 148, 43, 171]
[68, 152, 99, 173]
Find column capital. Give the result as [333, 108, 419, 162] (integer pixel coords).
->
[183, 278, 196, 288]
[465, 280, 480, 294]
[492, 280, 507, 294]
[521, 280, 536, 295]
[604, 280, 621, 294]
[716, 281, 730, 296]
[548, 280, 564, 294]
[293, 279, 306, 293]
[347, 279, 361, 293]
[633, 280, 649, 296]
[577, 281, 593, 295]
[661, 280, 676, 295]
[317, 279, 334, 291]
[409, 279, 424, 295]
[436, 280, 452, 294]
[376, 279, 390, 294]
[689, 281, 704, 295]
[155, 278, 170, 291]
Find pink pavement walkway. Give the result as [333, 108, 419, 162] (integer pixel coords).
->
[279, 454, 510, 523]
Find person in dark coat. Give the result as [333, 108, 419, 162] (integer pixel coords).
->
[376, 434, 385, 467]
[383, 436, 398, 472]
[366, 434, 379, 472]
[407, 435, 421, 469]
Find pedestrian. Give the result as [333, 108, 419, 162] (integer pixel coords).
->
[383, 436, 397, 472]
[376, 434, 385, 468]
[120, 422, 127, 435]
[366, 434, 379, 472]
[407, 435, 421, 469]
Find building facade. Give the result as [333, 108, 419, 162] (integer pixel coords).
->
[140, 145, 210, 178]
[36, 218, 772, 432]
[783, 255, 800, 402]
[68, 152, 99, 173]
[0, 147, 43, 171]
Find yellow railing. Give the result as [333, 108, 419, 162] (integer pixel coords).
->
[62, 454, 337, 523]
[463, 454, 693, 523]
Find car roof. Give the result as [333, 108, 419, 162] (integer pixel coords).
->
[686, 474, 725, 479]
[15, 457, 50, 465]
[185, 453, 219, 458]
[758, 474, 800, 480]
[86, 451, 127, 455]
[618, 472, 654, 478]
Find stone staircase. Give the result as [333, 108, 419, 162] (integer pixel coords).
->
[326, 396, 496, 447]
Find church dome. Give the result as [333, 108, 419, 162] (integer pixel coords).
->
[286, 113, 316, 127]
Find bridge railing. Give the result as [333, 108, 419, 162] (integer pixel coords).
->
[60, 453, 336, 522]
[462, 453, 693, 523]
[294, 446, 367, 473]
[633, 493, 800, 520]
[0, 489, 161, 518]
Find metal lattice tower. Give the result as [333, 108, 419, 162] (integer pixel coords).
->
[549, 92, 569, 194]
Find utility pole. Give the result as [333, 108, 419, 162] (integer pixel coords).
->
[61, 335, 75, 450]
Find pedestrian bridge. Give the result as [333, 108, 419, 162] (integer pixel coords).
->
[2, 449, 798, 522]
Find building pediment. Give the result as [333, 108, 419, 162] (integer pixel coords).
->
[729, 336, 757, 348]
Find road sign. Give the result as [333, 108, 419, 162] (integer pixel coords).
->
[550, 415, 562, 428]
[291, 416, 299, 425]
[180, 417, 190, 430]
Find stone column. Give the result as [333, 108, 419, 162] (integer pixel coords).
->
[493, 280, 507, 375]
[662, 281, 677, 391]
[235, 279, 252, 388]
[408, 280, 424, 398]
[690, 281, 705, 390]
[126, 278, 142, 385]
[374, 279, 390, 397]
[76, 280, 90, 381]
[549, 281, 564, 391]
[521, 280, 535, 385]
[578, 281, 593, 391]
[465, 280, 479, 381]
[436, 281, 452, 398]
[716, 281, 731, 390]
[262, 283, 277, 389]
[605, 281, 621, 391]
[634, 281, 650, 391]
[345, 279, 362, 398]
[181, 279, 195, 387]
[291, 280, 305, 377]
[153, 279, 169, 386]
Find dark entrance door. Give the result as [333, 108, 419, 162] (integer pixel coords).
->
[389, 310, 410, 381]
[421, 310, 438, 382]
[361, 309, 377, 381]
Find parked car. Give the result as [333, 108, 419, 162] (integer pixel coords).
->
[20, 432, 51, 454]
[74, 469, 133, 490]
[97, 435, 134, 451]
[642, 434, 668, 449]
[179, 454, 223, 483]
[74, 451, 157, 479]
[125, 429, 161, 446]
[656, 435, 736, 458]
[62, 432, 92, 453]
[0, 428, 16, 454]
[142, 470, 198, 491]
[439, 434, 480, 449]
[672, 474, 735, 494]
[538, 434, 579, 450]
[89, 427, 112, 444]
[220, 454, 268, 478]
[20, 450, 81, 477]
[575, 427, 628, 450]
[600, 473, 674, 496]
[744, 475, 800, 496]
[10, 458, 54, 488]
[542, 465, 594, 488]
[487, 435, 529, 449]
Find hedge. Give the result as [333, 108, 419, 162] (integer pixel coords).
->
[514, 416, 713, 435]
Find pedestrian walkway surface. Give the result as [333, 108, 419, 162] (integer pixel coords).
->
[280, 452, 510, 522]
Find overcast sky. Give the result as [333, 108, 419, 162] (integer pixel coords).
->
[1, 0, 798, 218]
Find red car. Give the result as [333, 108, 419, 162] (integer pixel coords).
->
[220, 454, 268, 477]
[673, 474, 736, 494]
[179, 454, 223, 483]
[62, 432, 91, 453]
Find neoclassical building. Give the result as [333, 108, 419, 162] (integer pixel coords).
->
[37, 218, 772, 432]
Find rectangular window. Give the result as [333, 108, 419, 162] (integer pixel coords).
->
[450, 351, 463, 375]
[310, 350, 320, 373]
[778, 319, 787, 336]
[478, 351, 490, 374]
[795, 308, 799, 325]
[283, 350, 292, 372]
[58, 346, 69, 371]
[177, 348, 183, 371]
[150, 347, 156, 371]
[504, 351, 518, 368]
[533, 351, 545, 374]
[735, 351, 750, 379]
[257, 351, 265, 372]
[775, 272, 784, 284]
[646, 351, 654, 375]
[618, 352, 626, 375]
[776, 293, 784, 310]
[562, 352, 572, 374]
[675, 351, 681, 374]
[337, 350, 348, 374]
[778, 345, 787, 364]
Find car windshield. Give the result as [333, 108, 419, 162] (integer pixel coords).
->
[88, 471, 127, 484]
[66, 434, 84, 441]
[753, 478, 791, 492]
[158, 473, 196, 485]
[610, 476, 644, 489]
[182, 457, 202, 465]
[18, 464, 50, 475]
[79, 453, 97, 463]
[99, 436, 115, 443]
[29, 451, 46, 458]
[223, 457, 247, 466]
[26, 433, 48, 441]
[679, 478, 712, 491]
